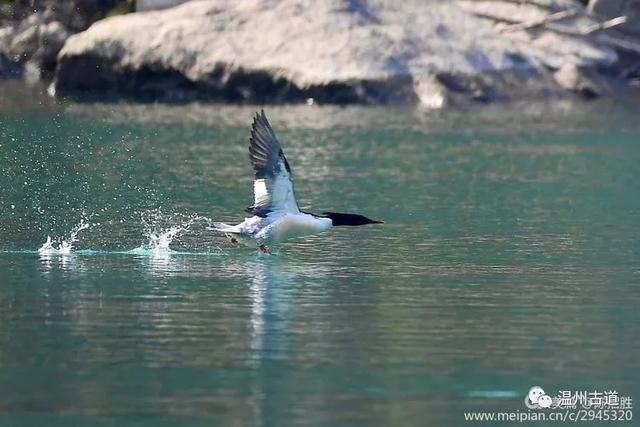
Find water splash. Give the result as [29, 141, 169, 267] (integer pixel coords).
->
[131, 212, 212, 255]
[149, 226, 184, 252]
[38, 236, 54, 253]
[38, 220, 90, 255]
[33, 211, 217, 256]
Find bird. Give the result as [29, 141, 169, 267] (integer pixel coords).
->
[209, 110, 384, 253]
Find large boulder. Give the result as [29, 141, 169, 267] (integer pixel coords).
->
[0, 11, 70, 79]
[53, 0, 619, 104]
[1, 0, 133, 81]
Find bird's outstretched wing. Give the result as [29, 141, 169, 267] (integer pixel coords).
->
[247, 110, 299, 216]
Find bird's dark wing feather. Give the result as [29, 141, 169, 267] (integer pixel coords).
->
[247, 110, 299, 216]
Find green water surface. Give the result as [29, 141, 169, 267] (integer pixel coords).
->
[1, 90, 639, 426]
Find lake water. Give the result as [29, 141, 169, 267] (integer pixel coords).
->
[1, 86, 639, 426]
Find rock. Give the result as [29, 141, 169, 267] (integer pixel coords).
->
[458, 0, 576, 24]
[413, 76, 448, 109]
[0, 26, 13, 47]
[35, 21, 70, 72]
[1, 0, 128, 81]
[0, 52, 23, 79]
[0, 27, 20, 79]
[136, 0, 192, 12]
[10, 24, 40, 62]
[588, 0, 626, 17]
[554, 64, 603, 98]
[435, 73, 499, 103]
[22, 61, 42, 84]
[53, 0, 622, 104]
[589, 0, 640, 37]
[6, 0, 129, 32]
[458, 0, 618, 69]
[0, 11, 71, 80]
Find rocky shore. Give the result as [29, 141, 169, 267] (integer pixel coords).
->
[2, 0, 640, 106]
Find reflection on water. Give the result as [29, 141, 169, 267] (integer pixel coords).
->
[249, 261, 266, 357]
[1, 98, 639, 426]
[38, 252, 86, 275]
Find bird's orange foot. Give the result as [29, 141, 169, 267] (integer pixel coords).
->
[259, 244, 270, 254]
[226, 234, 238, 245]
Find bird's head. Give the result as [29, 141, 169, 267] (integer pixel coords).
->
[322, 212, 385, 226]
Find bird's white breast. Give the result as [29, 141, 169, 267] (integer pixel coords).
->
[262, 213, 332, 242]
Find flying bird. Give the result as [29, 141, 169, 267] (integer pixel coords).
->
[210, 110, 384, 253]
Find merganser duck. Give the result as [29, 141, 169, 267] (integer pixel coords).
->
[210, 110, 384, 253]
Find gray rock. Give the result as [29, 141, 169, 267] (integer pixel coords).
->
[458, 1, 618, 69]
[0, 26, 13, 48]
[136, 0, 191, 12]
[0, 52, 23, 79]
[53, 0, 621, 104]
[10, 24, 40, 62]
[0, 27, 20, 79]
[553, 63, 613, 98]
[589, 0, 640, 37]
[35, 21, 70, 70]
[1, 12, 71, 79]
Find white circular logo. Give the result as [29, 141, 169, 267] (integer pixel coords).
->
[525, 386, 552, 409]
[538, 394, 553, 408]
